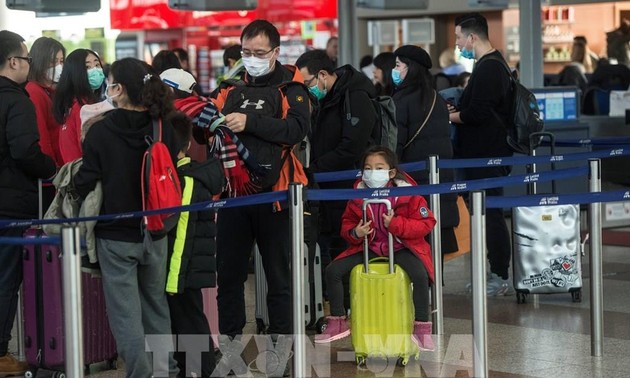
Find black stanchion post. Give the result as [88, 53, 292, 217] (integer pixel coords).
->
[61, 226, 84, 377]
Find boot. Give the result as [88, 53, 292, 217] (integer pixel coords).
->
[412, 321, 435, 351]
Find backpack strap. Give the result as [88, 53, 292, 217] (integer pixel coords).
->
[153, 118, 162, 143]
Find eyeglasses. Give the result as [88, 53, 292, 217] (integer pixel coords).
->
[303, 76, 317, 87]
[8, 55, 32, 65]
[241, 47, 276, 59]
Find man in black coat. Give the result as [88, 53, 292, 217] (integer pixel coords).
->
[295, 49, 378, 268]
[0, 30, 56, 375]
[448, 13, 514, 297]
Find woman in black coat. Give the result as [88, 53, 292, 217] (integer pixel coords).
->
[392, 45, 460, 255]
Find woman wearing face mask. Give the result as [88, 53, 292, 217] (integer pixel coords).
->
[26, 37, 66, 168]
[391, 45, 461, 262]
[316, 145, 436, 351]
[53, 48, 105, 164]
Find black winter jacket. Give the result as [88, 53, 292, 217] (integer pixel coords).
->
[310, 65, 378, 182]
[74, 109, 179, 242]
[166, 156, 224, 293]
[456, 50, 512, 158]
[0, 76, 56, 219]
[392, 83, 460, 232]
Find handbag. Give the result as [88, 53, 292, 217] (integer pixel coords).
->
[403, 90, 437, 149]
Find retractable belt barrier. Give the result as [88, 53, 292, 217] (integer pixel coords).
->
[1, 140, 627, 378]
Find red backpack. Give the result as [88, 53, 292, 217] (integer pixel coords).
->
[141, 119, 182, 234]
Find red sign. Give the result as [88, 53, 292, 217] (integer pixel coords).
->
[110, 0, 337, 31]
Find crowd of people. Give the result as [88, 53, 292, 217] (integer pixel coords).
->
[0, 12, 552, 378]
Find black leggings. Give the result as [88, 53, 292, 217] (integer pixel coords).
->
[325, 248, 430, 321]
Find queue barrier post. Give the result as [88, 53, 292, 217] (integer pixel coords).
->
[471, 191, 488, 378]
[588, 159, 603, 357]
[428, 155, 444, 336]
[61, 226, 84, 378]
[289, 183, 306, 377]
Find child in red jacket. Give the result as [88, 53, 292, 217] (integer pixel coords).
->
[315, 145, 437, 351]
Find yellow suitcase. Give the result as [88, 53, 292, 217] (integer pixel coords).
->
[349, 199, 419, 366]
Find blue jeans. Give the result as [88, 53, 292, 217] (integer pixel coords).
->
[97, 237, 177, 378]
[0, 226, 26, 356]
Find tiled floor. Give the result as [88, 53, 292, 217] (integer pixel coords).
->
[9, 236, 630, 377]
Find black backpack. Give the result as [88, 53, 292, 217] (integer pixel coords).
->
[344, 90, 398, 152]
[487, 56, 545, 154]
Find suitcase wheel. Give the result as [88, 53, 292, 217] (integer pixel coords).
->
[355, 355, 366, 366]
[571, 290, 582, 303]
[516, 292, 527, 304]
[52, 372, 66, 378]
[25, 370, 35, 378]
[315, 317, 326, 334]
[256, 318, 268, 334]
[397, 356, 409, 367]
[107, 357, 118, 370]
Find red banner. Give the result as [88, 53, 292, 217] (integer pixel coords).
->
[110, 0, 337, 31]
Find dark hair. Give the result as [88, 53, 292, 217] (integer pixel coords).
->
[52, 48, 102, 124]
[360, 145, 406, 182]
[396, 55, 433, 103]
[455, 13, 489, 40]
[172, 47, 188, 63]
[295, 49, 335, 76]
[574, 35, 588, 45]
[373, 52, 395, 96]
[0, 30, 25, 67]
[169, 111, 193, 153]
[28, 36, 66, 84]
[454, 71, 471, 87]
[360, 55, 373, 69]
[151, 50, 181, 74]
[223, 44, 242, 67]
[110, 58, 174, 120]
[241, 19, 280, 49]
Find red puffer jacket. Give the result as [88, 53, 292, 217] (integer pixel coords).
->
[336, 175, 437, 282]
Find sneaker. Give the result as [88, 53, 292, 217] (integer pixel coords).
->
[466, 273, 515, 296]
[314, 316, 350, 343]
[0, 353, 28, 377]
[412, 321, 435, 351]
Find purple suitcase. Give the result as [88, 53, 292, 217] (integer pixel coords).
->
[22, 228, 117, 376]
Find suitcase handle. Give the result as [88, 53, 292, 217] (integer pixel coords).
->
[361, 199, 394, 274]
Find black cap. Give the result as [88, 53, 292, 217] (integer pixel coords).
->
[394, 45, 432, 69]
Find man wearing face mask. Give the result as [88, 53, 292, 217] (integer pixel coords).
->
[0, 30, 57, 376]
[295, 49, 378, 269]
[209, 20, 310, 377]
[448, 13, 515, 297]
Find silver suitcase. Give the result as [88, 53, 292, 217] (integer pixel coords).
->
[512, 132, 583, 304]
[512, 204, 583, 303]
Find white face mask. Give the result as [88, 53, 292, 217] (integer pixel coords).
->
[362, 169, 392, 188]
[105, 83, 119, 107]
[47, 63, 63, 83]
[242, 56, 273, 77]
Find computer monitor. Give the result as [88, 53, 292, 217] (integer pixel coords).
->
[530, 86, 580, 123]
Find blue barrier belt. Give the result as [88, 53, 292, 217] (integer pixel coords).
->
[487, 189, 630, 209]
[0, 191, 287, 229]
[307, 166, 588, 201]
[313, 145, 630, 182]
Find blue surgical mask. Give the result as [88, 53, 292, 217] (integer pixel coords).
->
[460, 47, 475, 60]
[391, 69, 403, 86]
[308, 76, 327, 100]
[87, 67, 105, 90]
